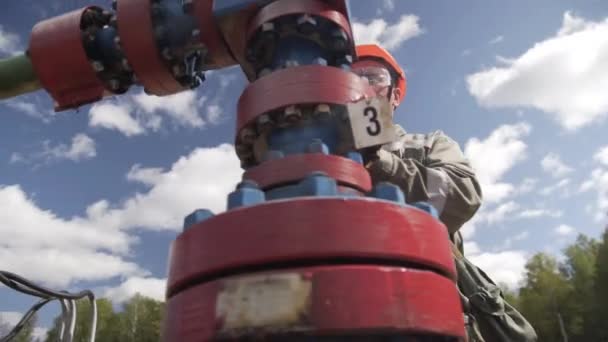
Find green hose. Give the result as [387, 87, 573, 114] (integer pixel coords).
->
[0, 53, 41, 100]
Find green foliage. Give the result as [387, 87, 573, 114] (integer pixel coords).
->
[509, 229, 608, 342]
[44, 295, 165, 342]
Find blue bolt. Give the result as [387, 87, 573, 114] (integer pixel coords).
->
[183, 209, 215, 231]
[369, 182, 406, 204]
[263, 150, 284, 161]
[307, 139, 329, 154]
[299, 172, 337, 196]
[345, 151, 364, 165]
[412, 202, 439, 219]
[228, 181, 265, 209]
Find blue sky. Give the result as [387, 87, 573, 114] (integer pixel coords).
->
[2, 0, 608, 336]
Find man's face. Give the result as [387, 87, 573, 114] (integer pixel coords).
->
[351, 59, 401, 109]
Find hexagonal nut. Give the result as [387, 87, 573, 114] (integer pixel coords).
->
[239, 127, 257, 145]
[262, 22, 275, 33]
[412, 202, 439, 219]
[312, 57, 328, 66]
[345, 152, 364, 165]
[369, 182, 406, 204]
[297, 14, 317, 34]
[227, 187, 265, 210]
[284, 105, 302, 122]
[183, 209, 215, 230]
[263, 150, 285, 161]
[299, 172, 338, 196]
[307, 139, 329, 155]
[313, 104, 331, 117]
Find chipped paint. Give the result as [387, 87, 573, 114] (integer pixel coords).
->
[216, 273, 312, 333]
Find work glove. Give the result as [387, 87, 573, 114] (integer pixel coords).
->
[365, 148, 398, 184]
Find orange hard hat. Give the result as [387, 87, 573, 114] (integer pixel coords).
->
[355, 44, 407, 105]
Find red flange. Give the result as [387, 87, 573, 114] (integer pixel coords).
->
[192, 0, 237, 69]
[246, 0, 353, 43]
[244, 153, 372, 192]
[167, 198, 455, 296]
[164, 266, 465, 341]
[236, 65, 373, 138]
[29, 7, 107, 111]
[116, 0, 186, 96]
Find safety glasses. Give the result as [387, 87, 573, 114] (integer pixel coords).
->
[352, 65, 393, 94]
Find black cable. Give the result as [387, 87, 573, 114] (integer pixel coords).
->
[0, 271, 98, 342]
[0, 298, 53, 342]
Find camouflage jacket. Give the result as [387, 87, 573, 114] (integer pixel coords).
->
[367, 125, 483, 243]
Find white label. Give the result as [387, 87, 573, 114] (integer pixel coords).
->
[216, 273, 312, 331]
[347, 97, 397, 149]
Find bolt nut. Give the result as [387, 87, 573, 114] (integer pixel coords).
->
[108, 79, 121, 91]
[312, 57, 328, 66]
[257, 68, 273, 78]
[91, 61, 104, 72]
[313, 104, 331, 117]
[369, 182, 406, 204]
[284, 60, 299, 68]
[257, 114, 274, 132]
[331, 28, 349, 51]
[413, 202, 439, 219]
[239, 127, 257, 145]
[183, 209, 214, 230]
[300, 172, 338, 197]
[345, 152, 364, 165]
[263, 150, 285, 161]
[262, 22, 275, 33]
[161, 47, 172, 60]
[296, 14, 317, 34]
[284, 105, 302, 123]
[308, 139, 329, 155]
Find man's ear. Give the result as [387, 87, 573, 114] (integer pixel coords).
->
[392, 87, 402, 108]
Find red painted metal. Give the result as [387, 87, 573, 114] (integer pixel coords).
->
[192, 0, 237, 69]
[167, 198, 456, 295]
[246, 0, 353, 43]
[116, 0, 186, 96]
[164, 266, 465, 341]
[236, 65, 373, 137]
[244, 153, 372, 192]
[29, 7, 107, 111]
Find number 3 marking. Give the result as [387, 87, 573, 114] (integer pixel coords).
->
[364, 106, 381, 136]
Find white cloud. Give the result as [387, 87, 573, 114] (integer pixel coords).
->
[462, 49, 472, 57]
[594, 146, 608, 166]
[133, 91, 203, 128]
[555, 224, 575, 236]
[518, 209, 563, 218]
[464, 122, 531, 203]
[0, 144, 242, 287]
[0, 25, 21, 55]
[90, 102, 145, 137]
[541, 153, 574, 178]
[206, 104, 223, 125]
[467, 12, 608, 130]
[103, 277, 166, 303]
[464, 241, 481, 256]
[10, 134, 97, 166]
[353, 15, 423, 51]
[489, 35, 504, 44]
[83, 144, 242, 231]
[540, 178, 571, 196]
[516, 178, 537, 194]
[484, 201, 519, 224]
[469, 251, 528, 289]
[45, 134, 97, 162]
[0, 185, 140, 287]
[579, 168, 608, 221]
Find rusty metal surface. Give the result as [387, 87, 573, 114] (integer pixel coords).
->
[29, 7, 107, 111]
[192, 0, 237, 69]
[236, 65, 373, 136]
[246, 0, 353, 43]
[164, 266, 465, 341]
[243, 153, 372, 192]
[167, 197, 456, 296]
[116, 0, 186, 95]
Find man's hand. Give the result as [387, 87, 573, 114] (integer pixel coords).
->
[365, 149, 397, 183]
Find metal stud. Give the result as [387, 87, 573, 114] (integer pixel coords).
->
[239, 127, 257, 145]
[284, 105, 302, 123]
[91, 61, 104, 72]
[296, 14, 317, 34]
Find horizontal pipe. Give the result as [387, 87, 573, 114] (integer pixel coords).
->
[0, 53, 41, 100]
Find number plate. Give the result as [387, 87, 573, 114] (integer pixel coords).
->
[347, 97, 397, 149]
